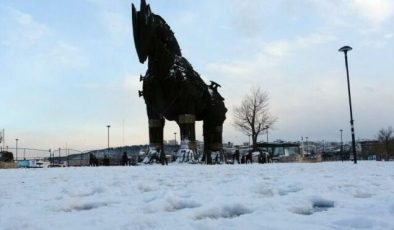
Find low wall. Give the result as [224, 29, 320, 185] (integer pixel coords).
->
[0, 162, 17, 169]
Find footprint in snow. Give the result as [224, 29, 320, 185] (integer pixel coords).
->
[60, 201, 109, 212]
[278, 185, 302, 196]
[290, 198, 335, 215]
[165, 197, 201, 212]
[353, 191, 373, 198]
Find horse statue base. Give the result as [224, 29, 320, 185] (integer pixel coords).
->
[142, 146, 162, 164]
[175, 139, 198, 163]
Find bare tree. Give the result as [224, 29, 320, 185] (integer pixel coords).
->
[233, 87, 277, 151]
[377, 126, 393, 160]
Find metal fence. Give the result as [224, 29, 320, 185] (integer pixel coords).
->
[3, 147, 86, 160]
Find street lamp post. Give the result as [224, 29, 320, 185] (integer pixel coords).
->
[174, 132, 177, 145]
[15, 138, 19, 162]
[2, 129, 4, 152]
[49, 149, 52, 167]
[339, 46, 357, 164]
[107, 125, 111, 154]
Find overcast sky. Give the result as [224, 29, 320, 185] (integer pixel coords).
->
[1, 0, 394, 151]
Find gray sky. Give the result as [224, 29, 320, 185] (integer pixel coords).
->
[1, 0, 393, 150]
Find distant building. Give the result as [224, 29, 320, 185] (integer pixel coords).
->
[256, 142, 301, 160]
[359, 140, 380, 160]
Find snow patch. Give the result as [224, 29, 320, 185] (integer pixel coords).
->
[290, 205, 314, 215]
[334, 217, 374, 229]
[63, 186, 105, 197]
[253, 184, 302, 197]
[60, 200, 109, 212]
[138, 183, 159, 193]
[253, 185, 276, 197]
[278, 185, 302, 196]
[1, 162, 394, 229]
[164, 197, 201, 212]
[1, 216, 32, 230]
[389, 204, 394, 214]
[353, 191, 373, 198]
[194, 204, 252, 220]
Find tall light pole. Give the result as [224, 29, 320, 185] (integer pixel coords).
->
[107, 125, 111, 154]
[15, 138, 19, 161]
[339, 46, 357, 164]
[174, 132, 177, 145]
[2, 129, 4, 151]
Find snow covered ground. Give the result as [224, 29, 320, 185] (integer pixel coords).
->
[1, 161, 394, 230]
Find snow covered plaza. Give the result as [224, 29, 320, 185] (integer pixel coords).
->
[1, 162, 394, 230]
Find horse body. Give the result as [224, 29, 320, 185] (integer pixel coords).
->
[132, 0, 227, 163]
[143, 56, 210, 121]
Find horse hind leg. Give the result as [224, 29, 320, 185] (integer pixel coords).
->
[203, 95, 227, 164]
[203, 121, 224, 164]
[177, 114, 197, 162]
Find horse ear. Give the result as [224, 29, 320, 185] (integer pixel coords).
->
[146, 4, 152, 15]
[141, 0, 147, 13]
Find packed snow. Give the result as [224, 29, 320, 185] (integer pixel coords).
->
[1, 162, 394, 230]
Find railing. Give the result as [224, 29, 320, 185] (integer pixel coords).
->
[3, 147, 87, 160]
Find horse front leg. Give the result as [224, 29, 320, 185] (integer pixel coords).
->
[147, 116, 165, 164]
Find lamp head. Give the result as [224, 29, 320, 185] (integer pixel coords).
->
[339, 46, 352, 53]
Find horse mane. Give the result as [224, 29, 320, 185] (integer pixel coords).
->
[151, 14, 182, 57]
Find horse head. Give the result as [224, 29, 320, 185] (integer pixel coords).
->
[132, 0, 181, 64]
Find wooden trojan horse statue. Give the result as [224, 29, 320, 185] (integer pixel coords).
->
[132, 0, 227, 164]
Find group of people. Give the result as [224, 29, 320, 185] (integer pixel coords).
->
[88, 150, 272, 166]
[232, 149, 272, 164]
[89, 152, 130, 167]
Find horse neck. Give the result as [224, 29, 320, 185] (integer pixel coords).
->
[147, 44, 178, 78]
